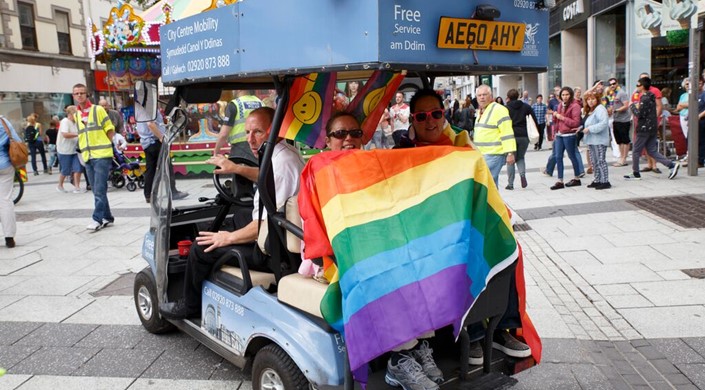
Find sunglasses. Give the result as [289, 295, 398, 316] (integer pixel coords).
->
[328, 129, 363, 139]
[412, 108, 444, 122]
[609, 82, 617, 86]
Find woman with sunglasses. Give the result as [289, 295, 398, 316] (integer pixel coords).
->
[324, 112, 364, 151]
[550, 87, 584, 190]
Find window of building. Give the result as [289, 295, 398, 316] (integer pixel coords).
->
[56, 11, 72, 54]
[18, 2, 37, 50]
[594, 6, 626, 87]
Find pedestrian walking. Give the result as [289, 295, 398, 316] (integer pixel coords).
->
[44, 119, 59, 173]
[25, 114, 48, 176]
[0, 115, 20, 248]
[505, 89, 536, 190]
[56, 106, 83, 193]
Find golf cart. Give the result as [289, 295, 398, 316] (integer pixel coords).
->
[133, 1, 547, 389]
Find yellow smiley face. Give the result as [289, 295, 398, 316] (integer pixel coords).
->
[292, 91, 322, 125]
[363, 87, 386, 116]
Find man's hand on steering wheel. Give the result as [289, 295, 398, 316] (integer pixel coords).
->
[206, 155, 240, 175]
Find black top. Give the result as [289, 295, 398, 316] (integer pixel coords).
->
[45, 128, 58, 144]
[505, 99, 537, 138]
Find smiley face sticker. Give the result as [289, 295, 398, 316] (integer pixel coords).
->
[292, 91, 323, 125]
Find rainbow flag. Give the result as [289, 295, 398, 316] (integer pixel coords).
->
[279, 73, 336, 149]
[346, 71, 405, 143]
[298, 147, 520, 372]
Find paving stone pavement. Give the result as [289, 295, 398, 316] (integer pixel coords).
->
[1, 148, 704, 389]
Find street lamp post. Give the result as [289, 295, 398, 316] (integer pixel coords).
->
[687, 19, 701, 176]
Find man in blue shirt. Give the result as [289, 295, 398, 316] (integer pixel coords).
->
[531, 94, 547, 150]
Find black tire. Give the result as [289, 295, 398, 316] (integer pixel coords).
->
[252, 344, 308, 390]
[12, 170, 24, 204]
[126, 181, 137, 192]
[137, 175, 145, 188]
[113, 175, 125, 188]
[133, 269, 175, 334]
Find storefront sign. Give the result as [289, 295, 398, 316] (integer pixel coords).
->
[437, 18, 526, 51]
[558, 0, 590, 29]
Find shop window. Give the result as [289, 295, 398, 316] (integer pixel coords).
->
[56, 11, 72, 55]
[594, 6, 626, 86]
[18, 2, 37, 50]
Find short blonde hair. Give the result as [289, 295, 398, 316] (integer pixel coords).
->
[65, 105, 77, 116]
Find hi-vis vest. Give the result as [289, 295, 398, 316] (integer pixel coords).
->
[75, 105, 115, 161]
[474, 102, 516, 155]
[228, 95, 263, 144]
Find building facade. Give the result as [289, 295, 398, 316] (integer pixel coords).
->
[0, 0, 93, 130]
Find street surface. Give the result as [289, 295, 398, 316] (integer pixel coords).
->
[1, 148, 704, 389]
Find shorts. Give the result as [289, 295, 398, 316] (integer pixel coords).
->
[58, 153, 83, 176]
[613, 121, 631, 145]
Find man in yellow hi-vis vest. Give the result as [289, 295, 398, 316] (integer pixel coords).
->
[475, 84, 516, 187]
[213, 90, 263, 163]
[72, 83, 115, 231]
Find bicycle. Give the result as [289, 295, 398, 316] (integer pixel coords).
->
[12, 169, 23, 204]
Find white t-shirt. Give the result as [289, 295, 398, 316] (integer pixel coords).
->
[56, 117, 78, 155]
[391, 103, 410, 131]
[252, 140, 305, 220]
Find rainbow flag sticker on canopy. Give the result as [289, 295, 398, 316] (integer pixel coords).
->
[279, 73, 336, 149]
[298, 147, 520, 372]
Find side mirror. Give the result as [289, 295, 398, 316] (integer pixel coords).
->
[134, 80, 159, 123]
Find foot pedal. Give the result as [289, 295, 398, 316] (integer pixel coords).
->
[457, 372, 517, 390]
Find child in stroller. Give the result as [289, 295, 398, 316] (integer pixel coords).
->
[110, 145, 145, 191]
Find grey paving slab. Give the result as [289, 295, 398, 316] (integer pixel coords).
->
[0, 276, 28, 293]
[620, 306, 705, 338]
[539, 339, 594, 364]
[0, 295, 24, 310]
[11, 258, 98, 277]
[63, 296, 142, 326]
[545, 235, 615, 253]
[513, 363, 581, 390]
[594, 284, 640, 296]
[13, 375, 133, 390]
[0, 345, 41, 369]
[10, 347, 100, 376]
[588, 245, 670, 265]
[676, 363, 705, 389]
[602, 230, 678, 248]
[682, 337, 705, 357]
[556, 250, 603, 268]
[631, 280, 705, 306]
[73, 348, 162, 378]
[641, 257, 705, 272]
[0, 296, 94, 323]
[0, 374, 32, 390]
[603, 294, 655, 309]
[132, 331, 200, 352]
[208, 360, 249, 381]
[574, 263, 663, 285]
[568, 363, 613, 390]
[75, 325, 147, 349]
[127, 379, 239, 390]
[13, 323, 98, 348]
[140, 345, 224, 380]
[0, 254, 42, 277]
[0, 322, 43, 346]
[652, 242, 705, 262]
[1, 275, 97, 297]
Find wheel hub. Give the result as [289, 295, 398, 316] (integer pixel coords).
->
[260, 368, 284, 390]
[137, 285, 153, 320]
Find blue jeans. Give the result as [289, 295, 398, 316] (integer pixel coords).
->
[554, 135, 583, 180]
[545, 142, 585, 176]
[484, 154, 507, 188]
[85, 157, 113, 223]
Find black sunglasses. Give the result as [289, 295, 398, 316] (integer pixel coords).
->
[328, 129, 363, 139]
[412, 108, 444, 122]
[609, 82, 617, 86]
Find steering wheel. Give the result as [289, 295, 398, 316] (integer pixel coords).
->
[213, 157, 258, 207]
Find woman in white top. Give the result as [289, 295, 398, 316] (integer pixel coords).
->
[56, 106, 83, 193]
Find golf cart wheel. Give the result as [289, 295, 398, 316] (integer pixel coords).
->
[133, 269, 175, 334]
[138, 176, 145, 188]
[113, 175, 126, 188]
[253, 344, 308, 390]
[126, 181, 137, 192]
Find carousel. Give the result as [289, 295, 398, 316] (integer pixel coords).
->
[88, 0, 239, 176]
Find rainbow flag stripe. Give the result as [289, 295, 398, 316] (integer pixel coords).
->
[298, 147, 519, 371]
[279, 73, 336, 149]
[346, 71, 405, 143]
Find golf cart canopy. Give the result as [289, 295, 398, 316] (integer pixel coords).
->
[159, 0, 548, 88]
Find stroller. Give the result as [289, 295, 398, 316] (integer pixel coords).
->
[110, 146, 145, 192]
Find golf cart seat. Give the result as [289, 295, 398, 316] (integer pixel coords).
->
[219, 265, 276, 290]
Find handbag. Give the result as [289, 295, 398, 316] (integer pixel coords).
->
[526, 114, 540, 144]
[1, 117, 29, 168]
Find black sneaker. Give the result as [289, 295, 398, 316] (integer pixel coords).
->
[159, 299, 199, 320]
[587, 181, 598, 188]
[492, 331, 531, 358]
[468, 341, 483, 365]
[550, 182, 565, 190]
[5, 237, 15, 248]
[595, 182, 611, 190]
